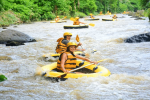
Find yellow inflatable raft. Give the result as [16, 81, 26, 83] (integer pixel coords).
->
[43, 51, 85, 62]
[40, 60, 111, 79]
[84, 18, 100, 21]
[102, 18, 115, 21]
[50, 20, 67, 23]
[63, 25, 88, 29]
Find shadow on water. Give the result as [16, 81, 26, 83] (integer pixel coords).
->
[124, 32, 150, 43]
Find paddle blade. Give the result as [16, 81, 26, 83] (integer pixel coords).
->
[64, 16, 67, 19]
[89, 23, 95, 27]
[76, 35, 80, 42]
[70, 17, 75, 21]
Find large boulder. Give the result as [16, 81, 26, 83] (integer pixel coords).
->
[0, 29, 36, 46]
[124, 32, 150, 43]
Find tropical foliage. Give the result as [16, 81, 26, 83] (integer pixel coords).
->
[0, 0, 150, 26]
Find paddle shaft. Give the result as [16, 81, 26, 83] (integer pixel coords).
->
[78, 42, 85, 54]
[55, 59, 108, 77]
[69, 63, 95, 72]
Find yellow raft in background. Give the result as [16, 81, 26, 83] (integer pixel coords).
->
[84, 18, 100, 21]
[50, 20, 67, 23]
[63, 25, 89, 29]
[102, 18, 115, 21]
[40, 60, 111, 78]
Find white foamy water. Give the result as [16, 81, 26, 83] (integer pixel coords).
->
[0, 14, 150, 100]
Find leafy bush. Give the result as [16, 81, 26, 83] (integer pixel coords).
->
[0, 10, 19, 27]
[74, 12, 87, 18]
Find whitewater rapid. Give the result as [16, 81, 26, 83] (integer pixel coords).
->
[0, 14, 150, 100]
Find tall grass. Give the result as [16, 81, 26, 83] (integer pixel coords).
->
[144, 8, 150, 22]
[0, 10, 20, 27]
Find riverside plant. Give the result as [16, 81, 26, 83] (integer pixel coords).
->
[0, 10, 20, 27]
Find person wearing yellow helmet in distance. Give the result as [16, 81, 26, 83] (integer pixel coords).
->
[73, 17, 86, 25]
[56, 32, 85, 54]
[57, 42, 98, 74]
[55, 16, 60, 22]
[112, 14, 117, 19]
[90, 14, 94, 19]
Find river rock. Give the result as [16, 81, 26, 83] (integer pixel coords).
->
[124, 32, 150, 43]
[134, 17, 145, 20]
[0, 29, 36, 46]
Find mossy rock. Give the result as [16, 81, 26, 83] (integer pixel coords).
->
[0, 75, 7, 82]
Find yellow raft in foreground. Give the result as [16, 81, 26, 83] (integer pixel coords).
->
[40, 60, 111, 79]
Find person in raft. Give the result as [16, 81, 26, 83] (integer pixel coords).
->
[56, 32, 85, 54]
[57, 42, 98, 73]
[90, 14, 94, 19]
[55, 16, 60, 22]
[112, 14, 117, 19]
[73, 17, 86, 25]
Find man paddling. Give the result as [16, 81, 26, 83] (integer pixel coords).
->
[73, 17, 86, 25]
[90, 14, 95, 19]
[55, 16, 60, 22]
[112, 14, 117, 19]
[56, 32, 85, 54]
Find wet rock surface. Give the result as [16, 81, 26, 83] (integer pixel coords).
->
[0, 29, 36, 46]
[124, 32, 150, 43]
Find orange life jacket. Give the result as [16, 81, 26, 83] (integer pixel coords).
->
[55, 18, 60, 22]
[57, 52, 76, 71]
[73, 21, 80, 25]
[56, 38, 67, 54]
[90, 15, 94, 19]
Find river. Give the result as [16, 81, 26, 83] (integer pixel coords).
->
[0, 14, 150, 100]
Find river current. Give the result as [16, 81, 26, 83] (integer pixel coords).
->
[0, 14, 150, 100]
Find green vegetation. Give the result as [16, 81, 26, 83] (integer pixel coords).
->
[0, 0, 150, 26]
[0, 74, 7, 82]
[140, 0, 150, 21]
[0, 10, 20, 27]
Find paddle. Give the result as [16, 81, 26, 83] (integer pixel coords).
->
[70, 17, 95, 27]
[76, 34, 84, 51]
[63, 16, 67, 19]
[53, 59, 108, 78]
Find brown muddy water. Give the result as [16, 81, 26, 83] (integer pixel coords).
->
[0, 14, 150, 100]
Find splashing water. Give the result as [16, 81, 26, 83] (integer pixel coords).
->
[0, 14, 150, 100]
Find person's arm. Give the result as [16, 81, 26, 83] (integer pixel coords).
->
[76, 43, 85, 51]
[79, 21, 86, 24]
[76, 55, 98, 64]
[60, 53, 69, 73]
[76, 48, 85, 51]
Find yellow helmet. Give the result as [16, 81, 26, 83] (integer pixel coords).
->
[75, 17, 79, 20]
[67, 42, 77, 47]
[90, 14, 92, 15]
[57, 16, 59, 18]
[63, 32, 72, 37]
